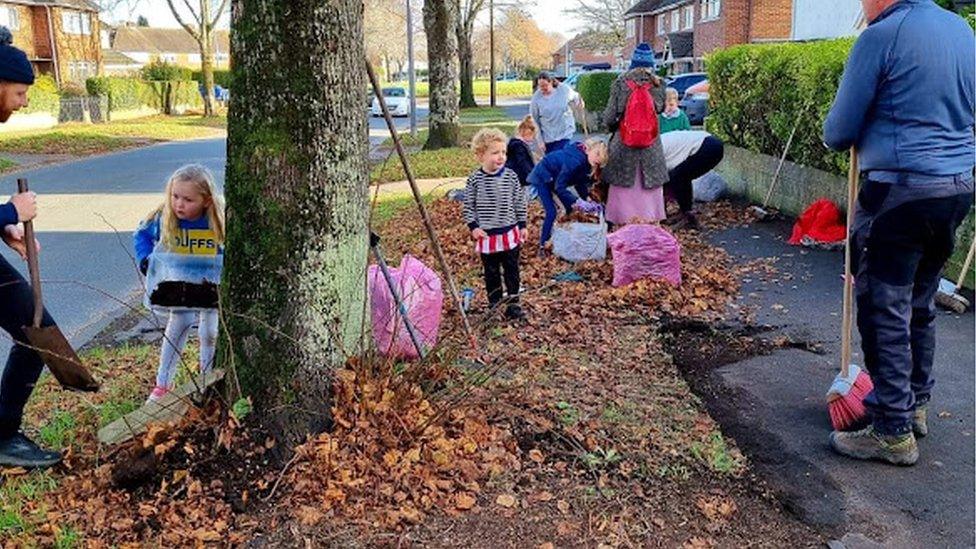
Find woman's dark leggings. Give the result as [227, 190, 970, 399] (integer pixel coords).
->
[666, 136, 725, 212]
[0, 255, 54, 440]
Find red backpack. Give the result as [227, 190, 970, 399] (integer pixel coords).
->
[620, 80, 659, 148]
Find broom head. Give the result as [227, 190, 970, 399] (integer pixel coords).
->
[827, 363, 874, 431]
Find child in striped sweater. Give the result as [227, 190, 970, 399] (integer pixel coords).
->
[463, 128, 528, 320]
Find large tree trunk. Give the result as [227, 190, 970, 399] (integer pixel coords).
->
[224, 0, 369, 446]
[423, 0, 460, 150]
[457, 17, 477, 109]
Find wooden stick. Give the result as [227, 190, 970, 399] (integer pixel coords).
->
[365, 59, 478, 351]
[17, 179, 43, 328]
[954, 238, 975, 289]
[841, 149, 858, 379]
[761, 111, 803, 209]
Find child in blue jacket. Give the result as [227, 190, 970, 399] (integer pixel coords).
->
[134, 164, 224, 402]
[527, 138, 607, 253]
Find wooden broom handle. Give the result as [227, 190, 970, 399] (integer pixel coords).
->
[841, 150, 858, 378]
[16, 179, 43, 328]
[955, 238, 975, 289]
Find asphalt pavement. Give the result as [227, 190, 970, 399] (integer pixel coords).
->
[702, 219, 974, 549]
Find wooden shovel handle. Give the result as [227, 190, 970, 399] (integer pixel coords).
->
[16, 179, 43, 328]
[840, 150, 858, 378]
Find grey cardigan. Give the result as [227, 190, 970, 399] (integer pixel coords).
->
[601, 68, 670, 189]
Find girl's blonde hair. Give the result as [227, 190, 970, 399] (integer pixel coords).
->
[665, 87, 680, 102]
[584, 138, 609, 177]
[517, 115, 537, 136]
[146, 164, 226, 249]
[470, 127, 508, 156]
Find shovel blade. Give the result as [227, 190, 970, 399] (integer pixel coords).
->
[22, 325, 99, 392]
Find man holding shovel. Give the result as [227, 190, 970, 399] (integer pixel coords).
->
[0, 27, 63, 468]
[823, 0, 974, 465]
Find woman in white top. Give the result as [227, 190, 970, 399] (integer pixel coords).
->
[530, 72, 585, 154]
[659, 130, 725, 230]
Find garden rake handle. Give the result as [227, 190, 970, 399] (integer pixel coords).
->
[16, 179, 43, 328]
[841, 150, 858, 379]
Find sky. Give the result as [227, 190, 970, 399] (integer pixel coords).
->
[109, 0, 584, 39]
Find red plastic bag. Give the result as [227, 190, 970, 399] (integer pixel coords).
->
[607, 224, 682, 287]
[788, 199, 847, 247]
[620, 81, 660, 148]
[368, 255, 443, 360]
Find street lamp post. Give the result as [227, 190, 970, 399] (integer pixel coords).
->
[406, 0, 417, 137]
[489, 0, 496, 107]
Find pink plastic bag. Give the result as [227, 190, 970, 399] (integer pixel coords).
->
[368, 255, 443, 360]
[607, 224, 682, 287]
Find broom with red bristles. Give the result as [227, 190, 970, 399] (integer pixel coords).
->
[827, 149, 874, 431]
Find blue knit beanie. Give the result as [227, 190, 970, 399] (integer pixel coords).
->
[0, 27, 35, 85]
[629, 43, 656, 70]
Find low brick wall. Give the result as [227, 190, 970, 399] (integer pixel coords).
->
[715, 144, 974, 289]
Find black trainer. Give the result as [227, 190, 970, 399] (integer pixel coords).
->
[0, 433, 62, 469]
[505, 303, 525, 320]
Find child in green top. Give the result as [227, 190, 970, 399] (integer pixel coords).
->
[658, 87, 691, 133]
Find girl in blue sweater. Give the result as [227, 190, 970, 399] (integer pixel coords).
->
[134, 164, 225, 402]
[527, 138, 607, 253]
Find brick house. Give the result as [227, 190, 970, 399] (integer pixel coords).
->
[623, 0, 864, 74]
[108, 25, 230, 72]
[551, 32, 624, 77]
[0, 0, 101, 85]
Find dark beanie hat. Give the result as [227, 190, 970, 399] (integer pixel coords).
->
[629, 43, 656, 70]
[0, 26, 35, 85]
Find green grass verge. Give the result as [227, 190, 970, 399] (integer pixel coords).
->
[1, 342, 160, 544]
[0, 157, 17, 172]
[383, 79, 533, 98]
[0, 115, 227, 156]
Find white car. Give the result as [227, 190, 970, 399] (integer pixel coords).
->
[372, 87, 410, 117]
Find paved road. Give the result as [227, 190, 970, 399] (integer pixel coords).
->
[703, 220, 974, 548]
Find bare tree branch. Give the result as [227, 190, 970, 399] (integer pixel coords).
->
[211, 0, 231, 27]
[182, 0, 203, 27]
[165, 0, 201, 41]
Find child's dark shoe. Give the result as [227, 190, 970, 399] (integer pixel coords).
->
[505, 303, 525, 320]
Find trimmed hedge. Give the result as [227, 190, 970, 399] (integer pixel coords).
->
[141, 60, 193, 82]
[86, 76, 202, 114]
[86, 76, 154, 112]
[23, 75, 60, 116]
[706, 39, 854, 176]
[575, 71, 619, 115]
[192, 69, 233, 89]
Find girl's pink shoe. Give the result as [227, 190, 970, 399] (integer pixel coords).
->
[147, 385, 170, 403]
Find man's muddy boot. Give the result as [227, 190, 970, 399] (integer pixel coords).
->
[0, 433, 62, 469]
[913, 404, 928, 438]
[829, 425, 918, 466]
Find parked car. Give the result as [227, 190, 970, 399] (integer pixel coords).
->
[371, 87, 410, 117]
[679, 80, 709, 126]
[665, 72, 707, 99]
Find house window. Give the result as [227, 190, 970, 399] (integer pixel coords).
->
[160, 53, 177, 63]
[67, 61, 96, 82]
[700, 0, 721, 20]
[626, 19, 635, 39]
[62, 11, 92, 35]
[657, 14, 665, 35]
[683, 5, 694, 29]
[670, 9, 680, 32]
[0, 7, 20, 31]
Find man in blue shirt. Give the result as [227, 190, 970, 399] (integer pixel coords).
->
[0, 26, 63, 468]
[824, 0, 974, 466]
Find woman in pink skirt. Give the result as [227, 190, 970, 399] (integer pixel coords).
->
[600, 43, 669, 227]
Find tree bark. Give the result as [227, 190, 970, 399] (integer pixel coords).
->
[224, 0, 369, 446]
[423, 0, 460, 150]
[199, 35, 216, 116]
[456, 13, 477, 109]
